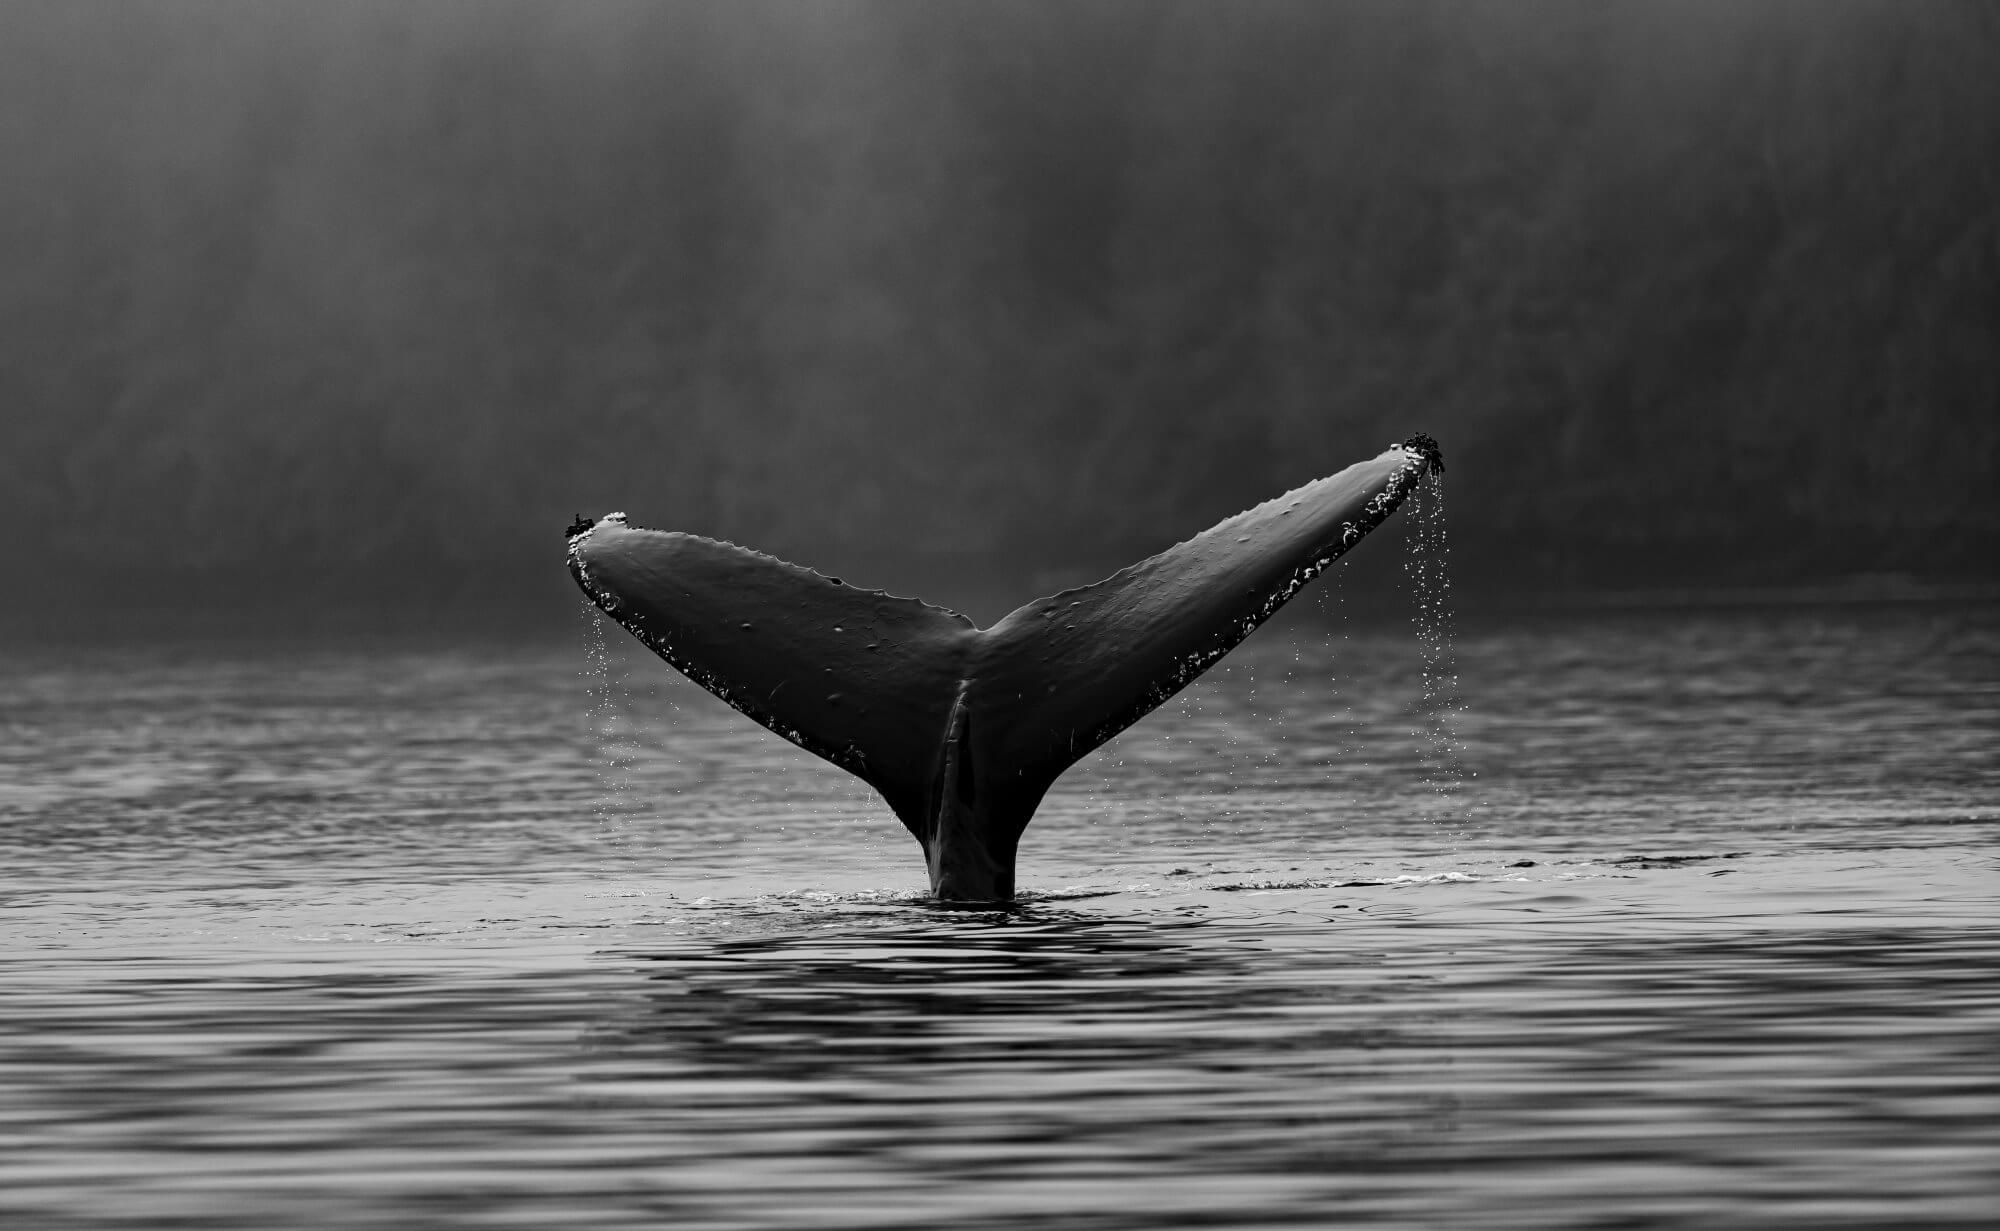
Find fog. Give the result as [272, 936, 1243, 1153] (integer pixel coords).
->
[3, 0, 1994, 635]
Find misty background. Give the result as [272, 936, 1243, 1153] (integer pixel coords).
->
[4, 0, 1995, 637]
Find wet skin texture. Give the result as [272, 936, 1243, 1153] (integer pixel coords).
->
[569, 436, 1441, 901]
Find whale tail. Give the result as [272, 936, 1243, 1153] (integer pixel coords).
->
[569, 436, 1441, 901]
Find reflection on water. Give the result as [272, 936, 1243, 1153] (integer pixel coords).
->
[1, 606, 1996, 1228]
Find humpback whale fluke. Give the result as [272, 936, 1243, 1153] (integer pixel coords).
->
[568, 437, 1442, 902]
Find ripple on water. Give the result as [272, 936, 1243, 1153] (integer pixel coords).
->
[0, 605, 1995, 1227]
[3, 901, 1995, 1230]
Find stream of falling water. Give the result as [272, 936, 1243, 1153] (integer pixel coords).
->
[1403, 470, 1468, 836]
[579, 597, 638, 846]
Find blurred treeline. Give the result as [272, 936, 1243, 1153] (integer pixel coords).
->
[3, 0, 1994, 632]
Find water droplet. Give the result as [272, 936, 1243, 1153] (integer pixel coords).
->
[1404, 470, 1466, 841]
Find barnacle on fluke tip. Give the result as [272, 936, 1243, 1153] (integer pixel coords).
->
[569, 436, 1442, 902]
[1402, 432, 1444, 474]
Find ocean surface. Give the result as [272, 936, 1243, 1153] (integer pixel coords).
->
[2, 599, 1995, 1229]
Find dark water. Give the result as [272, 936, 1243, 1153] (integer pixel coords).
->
[3, 604, 1995, 1229]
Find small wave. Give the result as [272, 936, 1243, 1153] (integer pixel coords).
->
[1605, 851, 1749, 868]
[1207, 870, 1480, 892]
